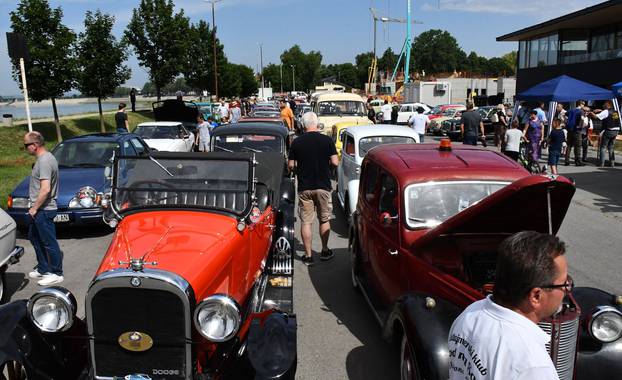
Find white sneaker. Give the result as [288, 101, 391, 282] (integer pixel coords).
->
[28, 270, 45, 279]
[38, 274, 64, 286]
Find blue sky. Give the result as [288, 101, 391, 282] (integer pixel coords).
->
[0, 0, 603, 96]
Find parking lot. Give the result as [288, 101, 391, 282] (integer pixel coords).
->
[4, 146, 622, 379]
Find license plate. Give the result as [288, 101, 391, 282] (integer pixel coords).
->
[53, 213, 70, 223]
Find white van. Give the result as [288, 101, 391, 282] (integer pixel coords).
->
[310, 92, 370, 135]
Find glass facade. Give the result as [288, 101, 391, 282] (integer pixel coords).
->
[518, 23, 622, 69]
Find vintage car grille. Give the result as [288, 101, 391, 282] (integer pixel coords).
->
[538, 315, 580, 380]
[87, 270, 194, 379]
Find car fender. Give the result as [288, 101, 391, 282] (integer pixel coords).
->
[279, 177, 295, 205]
[571, 287, 622, 379]
[384, 293, 462, 380]
[0, 300, 89, 379]
[346, 179, 360, 217]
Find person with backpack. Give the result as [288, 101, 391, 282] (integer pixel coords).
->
[564, 101, 585, 166]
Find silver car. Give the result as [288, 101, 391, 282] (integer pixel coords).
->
[0, 208, 24, 303]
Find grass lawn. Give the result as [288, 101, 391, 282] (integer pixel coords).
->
[0, 110, 154, 209]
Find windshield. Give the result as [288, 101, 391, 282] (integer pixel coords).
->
[405, 181, 509, 228]
[53, 141, 119, 168]
[113, 157, 250, 214]
[135, 125, 183, 139]
[441, 109, 458, 117]
[318, 101, 365, 116]
[358, 136, 416, 157]
[478, 108, 493, 118]
[214, 134, 283, 153]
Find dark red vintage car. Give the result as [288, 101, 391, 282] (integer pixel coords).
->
[350, 140, 622, 380]
[0, 152, 297, 379]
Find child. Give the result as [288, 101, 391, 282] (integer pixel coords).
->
[547, 119, 566, 175]
[503, 118, 523, 161]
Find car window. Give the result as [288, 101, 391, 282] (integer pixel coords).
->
[53, 141, 120, 167]
[213, 134, 283, 153]
[318, 101, 365, 116]
[135, 125, 180, 139]
[344, 135, 355, 156]
[130, 138, 148, 155]
[122, 140, 136, 156]
[358, 136, 416, 157]
[378, 173, 398, 216]
[362, 162, 380, 204]
[404, 181, 509, 229]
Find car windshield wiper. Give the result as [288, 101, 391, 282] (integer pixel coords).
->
[149, 156, 174, 177]
[241, 146, 261, 153]
[214, 145, 233, 152]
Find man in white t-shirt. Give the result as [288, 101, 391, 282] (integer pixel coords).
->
[448, 231, 570, 380]
[407, 106, 430, 142]
[380, 100, 392, 123]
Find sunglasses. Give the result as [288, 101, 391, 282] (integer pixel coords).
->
[540, 275, 574, 293]
[24, 142, 36, 148]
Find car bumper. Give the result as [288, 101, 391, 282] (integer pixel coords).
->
[7, 208, 103, 227]
[0, 246, 24, 268]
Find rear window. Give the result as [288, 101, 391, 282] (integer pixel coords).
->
[358, 136, 416, 157]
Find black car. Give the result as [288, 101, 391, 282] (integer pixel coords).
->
[446, 107, 497, 141]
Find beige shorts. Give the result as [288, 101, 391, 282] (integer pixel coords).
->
[298, 189, 333, 224]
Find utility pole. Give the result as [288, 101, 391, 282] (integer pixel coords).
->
[206, 0, 223, 100]
[280, 64, 283, 93]
[290, 65, 296, 92]
[259, 43, 264, 99]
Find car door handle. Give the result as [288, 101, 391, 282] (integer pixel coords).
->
[388, 249, 398, 256]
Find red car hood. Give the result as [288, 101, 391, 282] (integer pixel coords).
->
[411, 174, 575, 251]
[96, 211, 242, 299]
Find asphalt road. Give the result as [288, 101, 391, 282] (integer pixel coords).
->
[4, 145, 622, 379]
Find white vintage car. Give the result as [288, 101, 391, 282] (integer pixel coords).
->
[134, 121, 195, 152]
[336, 125, 420, 222]
[397, 102, 432, 125]
[0, 208, 24, 304]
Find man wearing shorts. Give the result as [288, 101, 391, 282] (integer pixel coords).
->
[288, 112, 339, 265]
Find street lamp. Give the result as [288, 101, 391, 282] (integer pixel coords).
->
[290, 65, 295, 92]
[205, 0, 223, 100]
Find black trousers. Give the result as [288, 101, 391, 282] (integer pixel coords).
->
[564, 131, 582, 164]
[581, 133, 588, 160]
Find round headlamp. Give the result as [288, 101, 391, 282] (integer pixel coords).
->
[69, 186, 99, 208]
[589, 306, 622, 343]
[194, 294, 241, 342]
[27, 287, 76, 333]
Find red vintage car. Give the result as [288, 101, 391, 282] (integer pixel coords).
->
[0, 152, 297, 379]
[350, 140, 622, 380]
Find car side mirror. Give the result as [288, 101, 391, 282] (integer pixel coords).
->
[379, 211, 397, 226]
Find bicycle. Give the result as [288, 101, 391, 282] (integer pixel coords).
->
[518, 142, 547, 174]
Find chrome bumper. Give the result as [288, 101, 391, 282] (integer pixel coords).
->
[0, 246, 24, 268]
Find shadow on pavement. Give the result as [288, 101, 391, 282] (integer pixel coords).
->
[306, 211, 399, 380]
[18, 223, 115, 240]
[568, 169, 622, 213]
[3, 272, 28, 302]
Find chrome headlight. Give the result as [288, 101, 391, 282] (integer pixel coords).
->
[69, 186, 99, 208]
[10, 197, 29, 209]
[194, 294, 241, 342]
[589, 306, 622, 343]
[27, 287, 76, 333]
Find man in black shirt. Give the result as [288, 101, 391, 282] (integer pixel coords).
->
[115, 103, 129, 133]
[288, 112, 339, 265]
[460, 102, 484, 146]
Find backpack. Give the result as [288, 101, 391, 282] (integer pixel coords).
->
[490, 111, 499, 123]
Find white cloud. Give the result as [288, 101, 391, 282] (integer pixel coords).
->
[422, 0, 603, 19]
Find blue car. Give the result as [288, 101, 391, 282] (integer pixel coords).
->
[7, 133, 151, 228]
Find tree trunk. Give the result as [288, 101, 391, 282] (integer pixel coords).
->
[51, 98, 62, 142]
[98, 97, 105, 133]
[156, 85, 161, 101]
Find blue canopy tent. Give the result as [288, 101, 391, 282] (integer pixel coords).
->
[513, 75, 621, 132]
[613, 81, 622, 97]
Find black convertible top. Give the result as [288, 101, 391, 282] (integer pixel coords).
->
[212, 123, 289, 138]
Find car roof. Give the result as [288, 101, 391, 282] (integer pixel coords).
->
[212, 122, 289, 138]
[313, 92, 365, 101]
[366, 143, 527, 185]
[345, 125, 418, 140]
[137, 121, 183, 127]
[61, 133, 136, 142]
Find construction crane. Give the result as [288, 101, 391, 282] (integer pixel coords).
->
[369, 5, 422, 94]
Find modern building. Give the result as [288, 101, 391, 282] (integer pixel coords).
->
[497, 0, 622, 93]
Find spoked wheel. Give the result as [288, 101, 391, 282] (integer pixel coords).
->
[400, 335, 421, 380]
[1, 361, 27, 380]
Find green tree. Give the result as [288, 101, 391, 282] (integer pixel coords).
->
[10, 0, 77, 142]
[76, 10, 130, 132]
[501, 51, 517, 75]
[262, 63, 282, 93]
[378, 47, 398, 74]
[486, 57, 514, 77]
[410, 29, 466, 75]
[125, 0, 190, 100]
[142, 81, 156, 96]
[355, 51, 374, 90]
[232, 64, 258, 97]
[280, 45, 322, 92]
[319, 63, 359, 89]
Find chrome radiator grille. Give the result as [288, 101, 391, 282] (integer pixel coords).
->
[538, 316, 580, 380]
